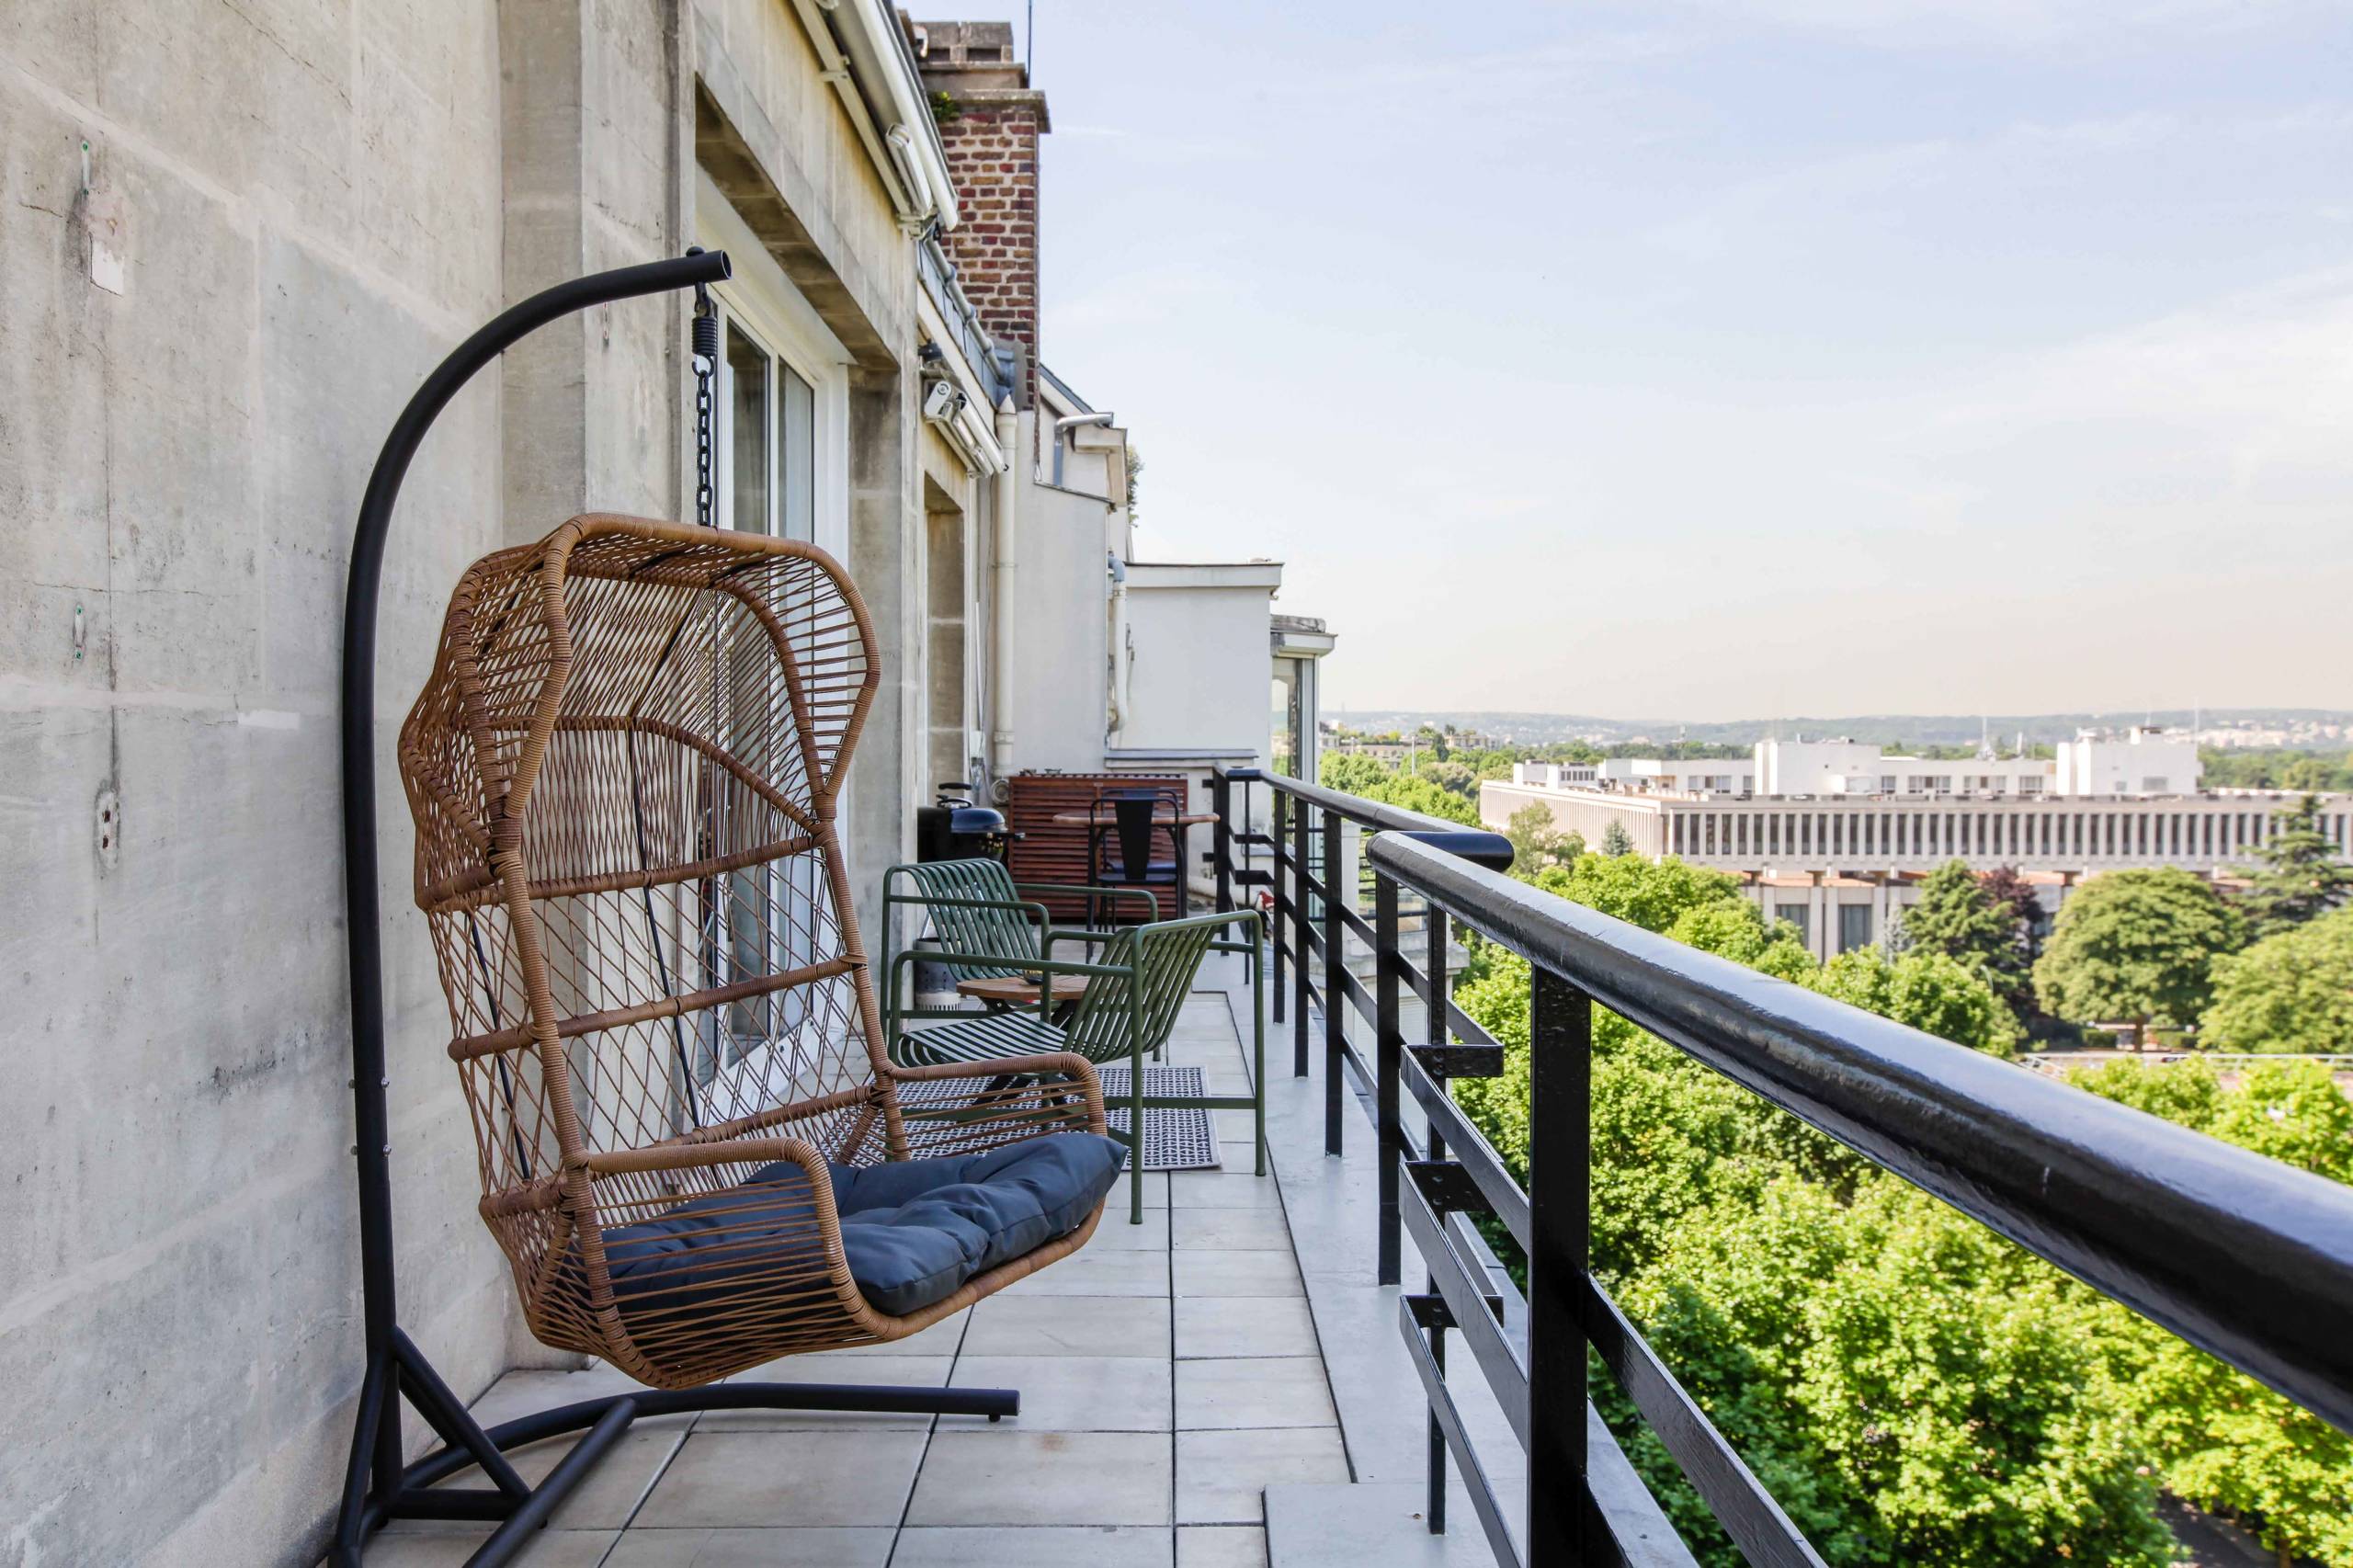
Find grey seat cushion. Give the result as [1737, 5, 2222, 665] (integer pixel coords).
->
[598, 1131, 1126, 1320]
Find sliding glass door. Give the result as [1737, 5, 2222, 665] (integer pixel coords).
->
[710, 307, 822, 1103]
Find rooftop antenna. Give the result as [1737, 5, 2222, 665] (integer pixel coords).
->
[1025, 0, 1034, 74]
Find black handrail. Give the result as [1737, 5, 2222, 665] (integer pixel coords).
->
[1222, 765, 1514, 847]
[1373, 828, 2353, 1435]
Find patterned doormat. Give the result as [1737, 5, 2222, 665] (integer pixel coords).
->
[1097, 1063, 1222, 1171]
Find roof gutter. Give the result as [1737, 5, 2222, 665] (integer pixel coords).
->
[792, 0, 960, 233]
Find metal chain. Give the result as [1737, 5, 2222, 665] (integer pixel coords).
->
[693, 302, 717, 528]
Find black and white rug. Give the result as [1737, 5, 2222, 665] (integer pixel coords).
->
[1097, 1063, 1222, 1171]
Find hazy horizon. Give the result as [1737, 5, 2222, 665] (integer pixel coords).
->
[1322, 702, 2351, 729]
[960, 1, 2353, 716]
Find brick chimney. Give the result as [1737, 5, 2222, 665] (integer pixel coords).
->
[914, 18, 1049, 406]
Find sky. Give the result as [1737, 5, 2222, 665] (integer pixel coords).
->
[957, 1, 2353, 721]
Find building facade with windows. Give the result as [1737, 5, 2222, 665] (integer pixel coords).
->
[1514, 727, 2203, 803]
[915, 25, 1332, 835]
[1487, 734, 2349, 960]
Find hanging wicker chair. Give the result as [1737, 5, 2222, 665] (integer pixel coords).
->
[397, 513, 1111, 1391]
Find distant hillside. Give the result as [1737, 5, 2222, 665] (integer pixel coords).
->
[1326, 708, 2353, 751]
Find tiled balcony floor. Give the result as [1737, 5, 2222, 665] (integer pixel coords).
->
[364, 986, 1329, 1568]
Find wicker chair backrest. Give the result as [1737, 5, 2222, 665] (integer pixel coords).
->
[399, 516, 892, 1240]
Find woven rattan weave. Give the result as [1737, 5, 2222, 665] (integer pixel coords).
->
[398, 514, 1107, 1389]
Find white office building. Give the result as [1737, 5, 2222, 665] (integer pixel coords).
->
[1487, 731, 2348, 960]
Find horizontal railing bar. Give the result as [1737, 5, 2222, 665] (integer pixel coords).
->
[1398, 1295, 1526, 1568]
[1387, 948, 1504, 1058]
[1371, 830, 2353, 1435]
[1445, 999, 1500, 1051]
[1399, 1044, 1530, 1247]
[1332, 894, 1379, 950]
[1294, 923, 1384, 1039]
[1586, 1278, 1827, 1568]
[1404, 1168, 1529, 1447]
[1329, 955, 1377, 1025]
[1414, 1040, 1507, 1080]
[1229, 766, 1513, 844]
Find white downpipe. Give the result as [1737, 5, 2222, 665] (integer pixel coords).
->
[1107, 554, 1131, 733]
[989, 398, 1019, 780]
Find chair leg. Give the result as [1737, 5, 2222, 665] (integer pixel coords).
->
[1253, 938, 1268, 1178]
[1130, 1037, 1148, 1225]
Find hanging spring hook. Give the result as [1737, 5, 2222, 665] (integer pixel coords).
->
[688, 246, 720, 529]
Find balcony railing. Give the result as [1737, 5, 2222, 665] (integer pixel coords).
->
[918, 232, 1013, 408]
[1209, 767, 2353, 1568]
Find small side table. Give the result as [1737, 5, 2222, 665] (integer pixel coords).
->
[955, 972, 1089, 1026]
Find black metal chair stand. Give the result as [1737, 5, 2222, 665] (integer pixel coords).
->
[330, 253, 1012, 1568]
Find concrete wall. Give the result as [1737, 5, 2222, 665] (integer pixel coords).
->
[0, 0, 943, 1558]
[0, 7, 518, 1563]
[1008, 441, 1121, 774]
[1118, 565, 1277, 758]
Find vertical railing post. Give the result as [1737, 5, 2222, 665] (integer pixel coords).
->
[1374, 870, 1402, 1286]
[1323, 808, 1346, 1156]
[1269, 787, 1286, 1026]
[1526, 964, 1592, 1564]
[1211, 771, 1233, 915]
[1292, 792, 1312, 1078]
[1424, 906, 1450, 1533]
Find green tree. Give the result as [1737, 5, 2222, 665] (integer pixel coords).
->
[1666, 897, 1814, 980]
[2200, 747, 2353, 793]
[1598, 820, 1635, 857]
[1419, 758, 1477, 799]
[2066, 1056, 2353, 1563]
[2201, 907, 2353, 1054]
[1317, 753, 1479, 827]
[1899, 860, 2032, 1017]
[1503, 801, 1582, 876]
[2032, 869, 2246, 1048]
[1808, 947, 2022, 1059]
[1617, 1178, 2173, 1568]
[2239, 794, 2353, 935]
[2281, 756, 2336, 793]
[1524, 853, 1740, 935]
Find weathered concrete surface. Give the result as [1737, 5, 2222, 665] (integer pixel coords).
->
[0, 5, 515, 1564]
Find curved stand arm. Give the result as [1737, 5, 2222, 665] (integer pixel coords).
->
[336, 250, 730, 1510]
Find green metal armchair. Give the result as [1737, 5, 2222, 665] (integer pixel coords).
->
[881, 858, 1160, 1012]
[882, 905, 1267, 1224]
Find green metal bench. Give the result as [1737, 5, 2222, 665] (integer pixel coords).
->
[881, 886, 1267, 1224]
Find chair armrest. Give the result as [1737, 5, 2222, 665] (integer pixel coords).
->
[886, 948, 1131, 983]
[888, 892, 1051, 920]
[583, 1132, 832, 1179]
[1018, 882, 1165, 925]
[1015, 881, 1162, 909]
